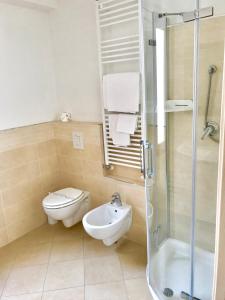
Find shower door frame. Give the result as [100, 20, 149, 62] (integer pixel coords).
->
[142, 0, 220, 299]
[212, 44, 225, 300]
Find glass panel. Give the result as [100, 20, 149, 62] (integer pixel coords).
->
[193, 2, 224, 299]
[142, 1, 199, 299]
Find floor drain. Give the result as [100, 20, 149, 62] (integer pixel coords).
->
[163, 288, 174, 297]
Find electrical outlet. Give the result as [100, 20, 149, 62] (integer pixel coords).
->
[72, 132, 84, 149]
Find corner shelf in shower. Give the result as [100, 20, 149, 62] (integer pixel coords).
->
[165, 100, 193, 112]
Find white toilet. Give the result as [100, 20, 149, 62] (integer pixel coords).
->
[42, 188, 90, 227]
[82, 193, 132, 246]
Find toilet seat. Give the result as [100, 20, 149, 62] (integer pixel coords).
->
[43, 188, 84, 209]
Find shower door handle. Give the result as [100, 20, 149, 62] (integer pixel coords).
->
[140, 141, 154, 179]
[146, 142, 154, 179]
[140, 140, 146, 177]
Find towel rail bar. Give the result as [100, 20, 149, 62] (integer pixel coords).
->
[101, 34, 139, 44]
[98, 0, 137, 11]
[102, 46, 139, 54]
[100, 16, 138, 28]
[101, 57, 139, 64]
[99, 4, 138, 17]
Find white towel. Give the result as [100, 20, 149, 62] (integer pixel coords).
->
[103, 72, 140, 113]
[117, 114, 138, 134]
[109, 115, 130, 147]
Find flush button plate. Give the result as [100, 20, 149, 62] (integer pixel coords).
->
[72, 132, 84, 149]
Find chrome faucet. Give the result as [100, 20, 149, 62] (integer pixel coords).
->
[201, 121, 219, 140]
[111, 192, 122, 207]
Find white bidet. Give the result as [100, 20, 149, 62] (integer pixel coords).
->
[82, 202, 132, 246]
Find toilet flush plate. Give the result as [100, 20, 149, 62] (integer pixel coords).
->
[72, 131, 84, 149]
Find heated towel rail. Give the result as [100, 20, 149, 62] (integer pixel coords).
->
[96, 0, 143, 170]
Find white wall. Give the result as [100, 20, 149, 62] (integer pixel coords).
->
[50, 0, 101, 123]
[0, 3, 59, 130]
[0, 0, 58, 10]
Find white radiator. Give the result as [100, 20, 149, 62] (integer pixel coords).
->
[104, 114, 142, 169]
[96, 0, 143, 170]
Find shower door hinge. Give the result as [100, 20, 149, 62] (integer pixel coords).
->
[183, 6, 214, 22]
[149, 39, 156, 46]
[159, 6, 214, 22]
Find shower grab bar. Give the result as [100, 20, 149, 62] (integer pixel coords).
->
[201, 64, 219, 143]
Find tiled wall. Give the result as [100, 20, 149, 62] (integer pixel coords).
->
[0, 123, 60, 247]
[54, 122, 146, 246]
[0, 121, 146, 248]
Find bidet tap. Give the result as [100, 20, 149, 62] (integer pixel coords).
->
[111, 192, 122, 207]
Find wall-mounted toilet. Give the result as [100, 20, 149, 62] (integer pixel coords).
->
[42, 188, 90, 228]
[82, 193, 132, 246]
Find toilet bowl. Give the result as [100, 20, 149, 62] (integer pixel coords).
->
[82, 202, 132, 246]
[42, 188, 90, 228]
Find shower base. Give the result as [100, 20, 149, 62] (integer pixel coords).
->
[148, 238, 214, 300]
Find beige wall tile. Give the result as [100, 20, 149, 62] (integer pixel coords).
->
[0, 228, 8, 248]
[0, 120, 146, 248]
[37, 140, 57, 158]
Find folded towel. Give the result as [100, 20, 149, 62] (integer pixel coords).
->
[109, 115, 130, 147]
[117, 114, 138, 134]
[103, 72, 140, 113]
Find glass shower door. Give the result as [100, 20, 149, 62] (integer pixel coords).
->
[142, 1, 216, 299]
[144, 13, 194, 299]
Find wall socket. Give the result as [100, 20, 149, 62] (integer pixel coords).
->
[72, 132, 84, 149]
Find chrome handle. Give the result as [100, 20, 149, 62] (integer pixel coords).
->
[146, 142, 154, 179]
[140, 140, 146, 178]
[140, 141, 154, 179]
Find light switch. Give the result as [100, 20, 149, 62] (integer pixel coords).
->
[72, 132, 84, 149]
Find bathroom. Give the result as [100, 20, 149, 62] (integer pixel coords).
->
[0, 0, 225, 299]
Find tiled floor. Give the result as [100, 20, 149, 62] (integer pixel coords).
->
[0, 223, 153, 300]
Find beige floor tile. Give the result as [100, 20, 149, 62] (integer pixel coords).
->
[0, 249, 16, 295]
[0, 244, 18, 263]
[44, 260, 84, 291]
[119, 251, 147, 280]
[84, 255, 123, 285]
[42, 287, 84, 300]
[50, 239, 83, 263]
[84, 237, 115, 258]
[53, 223, 83, 242]
[3, 265, 47, 297]
[85, 282, 128, 300]
[116, 239, 146, 254]
[14, 243, 51, 267]
[12, 225, 54, 248]
[125, 278, 153, 300]
[1, 293, 42, 300]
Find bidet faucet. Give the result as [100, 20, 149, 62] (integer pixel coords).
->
[111, 193, 122, 207]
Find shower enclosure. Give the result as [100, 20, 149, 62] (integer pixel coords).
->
[142, 0, 224, 299]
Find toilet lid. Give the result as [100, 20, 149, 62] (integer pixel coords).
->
[43, 188, 84, 208]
